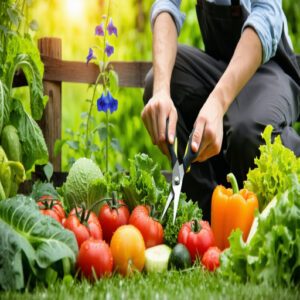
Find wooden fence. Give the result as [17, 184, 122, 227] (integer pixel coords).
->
[13, 37, 300, 173]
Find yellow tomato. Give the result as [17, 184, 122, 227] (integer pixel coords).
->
[110, 225, 145, 275]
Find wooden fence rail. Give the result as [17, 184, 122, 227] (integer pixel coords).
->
[12, 37, 300, 173]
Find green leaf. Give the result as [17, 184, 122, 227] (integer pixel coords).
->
[97, 126, 108, 141]
[111, 138, 121, 151]
[66, 141, 79, 150]
[54, 139, 67, 157]
[10, 99, 48, 170]
[0, 196, 78, 291]
[29, 19, 39, 31]
[7, 8, 20, 27]
[89, 143, 100, 152]
[108, 70, 119, 93]
[30, 181, 59, 200]
[0, 80, 5, 133]
[245, 125, 300, 210]
[43, 162, 54, 182]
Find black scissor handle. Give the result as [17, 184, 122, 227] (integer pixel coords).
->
[183, 128, 201, 173]
[166, 118, 177, 168]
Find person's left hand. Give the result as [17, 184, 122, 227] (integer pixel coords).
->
[191, 93, 226, 162]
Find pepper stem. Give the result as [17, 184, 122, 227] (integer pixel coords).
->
[226, 172, 239, 194]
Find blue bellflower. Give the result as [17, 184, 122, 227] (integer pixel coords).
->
[97, 91, 118, 113]
[107, 91, 118, 113]
[107, 18, 118, 36]
[105, 42, 114, 57]
[97, 93, 110, 112]
[86, 48, 96, 64]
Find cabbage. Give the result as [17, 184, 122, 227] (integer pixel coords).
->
[63, 158, 103, 209]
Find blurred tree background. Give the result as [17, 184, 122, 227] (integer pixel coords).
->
[22, 0, 300, 172]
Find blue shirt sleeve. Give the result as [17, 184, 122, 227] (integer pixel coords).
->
[150, 0, 185, 35]
[242, 1, 283, 64]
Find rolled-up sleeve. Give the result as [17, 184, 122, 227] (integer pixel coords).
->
[150, 0, 185, 35]
[242, 0, 283, 63]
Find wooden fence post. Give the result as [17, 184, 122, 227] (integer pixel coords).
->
[38, 37, 62, 172]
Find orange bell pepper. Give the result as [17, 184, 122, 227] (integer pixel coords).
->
[211, 173, 259, 250]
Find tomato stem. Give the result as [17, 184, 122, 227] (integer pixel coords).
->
[191, 219, 201, 233]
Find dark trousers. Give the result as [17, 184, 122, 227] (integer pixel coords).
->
[143, 44, 300, 221]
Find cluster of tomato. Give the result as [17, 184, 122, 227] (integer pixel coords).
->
[38, 194, 165, 279]
[38, 194, 222, 279]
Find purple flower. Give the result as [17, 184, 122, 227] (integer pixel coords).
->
[86, 48, 96, 64]
[97, 93, 110, 112]
[95, 23, 104, 36]
[107, 18, 118, 36]
[105, 42, 114, 57]
[107, 91, 118, 113]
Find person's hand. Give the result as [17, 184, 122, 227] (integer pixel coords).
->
[191, 93, 226, 162]
[141, 90, 177, 157]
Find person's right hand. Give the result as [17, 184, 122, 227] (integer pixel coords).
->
[141, 90, 178, 157]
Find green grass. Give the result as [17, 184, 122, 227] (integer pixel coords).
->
[1, 269, 299, 300]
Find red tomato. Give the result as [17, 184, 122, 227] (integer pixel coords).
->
[98, 198, 130, 244]
[178, 220, 215, 262]
[38, 196, 65, 224]
[201, 246, 221, 271]
[77, 239, 113, 279]
[129, 205, 164, 248]
[64, 208, 102, 248]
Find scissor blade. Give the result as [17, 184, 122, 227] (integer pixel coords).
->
[172, 164, 184, 224]
[161, 190, 174, 221]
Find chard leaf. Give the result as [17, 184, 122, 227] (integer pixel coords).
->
[10, 98, 48, 170]
[6, 53, 46, 120]
[0, 195, 78, 291]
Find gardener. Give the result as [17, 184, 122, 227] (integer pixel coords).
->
[142, 0, 300, 221]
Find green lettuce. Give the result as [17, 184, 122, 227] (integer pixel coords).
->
[220, 174, 300, 286]
[245, 125, 300, 210]
[0, 195, 78, 291]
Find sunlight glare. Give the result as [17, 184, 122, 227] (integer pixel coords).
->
[65, 0, 85, 20]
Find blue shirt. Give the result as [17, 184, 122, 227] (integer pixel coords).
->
[150, 0, 292, 63]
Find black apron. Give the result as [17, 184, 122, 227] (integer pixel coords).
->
[195, 0, 300, 84]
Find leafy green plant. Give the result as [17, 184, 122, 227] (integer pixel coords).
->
[0, 0, 48, 172]
[0, 195, 78, 291]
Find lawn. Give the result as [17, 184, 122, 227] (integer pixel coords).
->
[1, 269, 299, 300]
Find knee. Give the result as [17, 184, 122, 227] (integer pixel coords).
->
[225, 119, 262, 180]
[143, 68, 153, 105]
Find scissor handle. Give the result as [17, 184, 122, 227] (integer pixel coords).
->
[166, 118, 177, 168]
[183, 128, 201, 173]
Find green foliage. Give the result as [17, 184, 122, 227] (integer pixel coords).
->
[0, 1, 48, 172]
[245, 125, 300, 210]
[0, 195, 78, 291]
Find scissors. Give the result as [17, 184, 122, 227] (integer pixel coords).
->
[161, 119, 201, 224]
